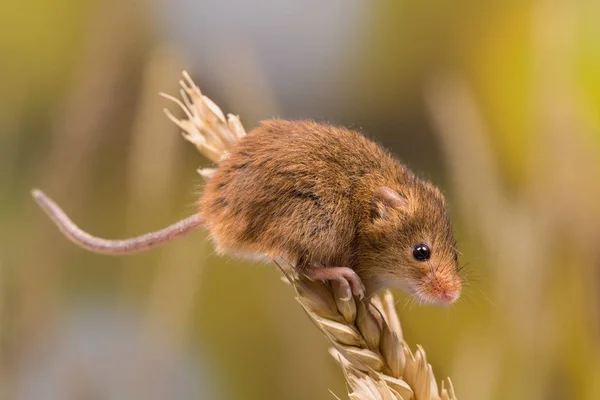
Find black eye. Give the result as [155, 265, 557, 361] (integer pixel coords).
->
[412, 243, 431, 261]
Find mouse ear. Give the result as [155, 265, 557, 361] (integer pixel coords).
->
[372, 186, 409, 219]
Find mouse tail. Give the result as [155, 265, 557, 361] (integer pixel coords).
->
[31, 189, 204, 255]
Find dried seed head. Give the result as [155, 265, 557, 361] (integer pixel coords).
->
[161, 71, 246, 164]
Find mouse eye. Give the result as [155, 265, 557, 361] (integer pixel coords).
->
[412, 243, 431, 261]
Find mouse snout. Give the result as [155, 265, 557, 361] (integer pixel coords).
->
[418, 269, 462, 305]
[427, 285, 460, 305]
[439, 288, 460, 304]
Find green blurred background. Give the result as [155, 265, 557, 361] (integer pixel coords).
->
[1, 0, 599, 399]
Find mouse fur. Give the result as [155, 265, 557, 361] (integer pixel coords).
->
[200, 120, 462, 303]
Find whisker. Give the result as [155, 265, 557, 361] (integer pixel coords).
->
[406, 295, 417, 311]
[475, 289, 496, 307]
[399, 295, 412, 311]
[460, 291, 479, 307]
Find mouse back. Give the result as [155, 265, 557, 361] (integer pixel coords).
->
[199, 120, 408, 267]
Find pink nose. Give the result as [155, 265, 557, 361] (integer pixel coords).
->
[440, 290, 459, 303]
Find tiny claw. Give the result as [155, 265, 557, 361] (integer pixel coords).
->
[331, 279, 352, 301]
[352, 283, 365, 300]
[339, 282, 352, 301]
[345, 270, 365, 300]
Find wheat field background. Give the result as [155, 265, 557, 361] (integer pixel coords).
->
[1, 1, 599, 399]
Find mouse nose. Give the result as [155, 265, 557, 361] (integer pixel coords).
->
[440, 290, 459, 304]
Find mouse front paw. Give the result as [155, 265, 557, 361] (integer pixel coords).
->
[303, 265, 365, 300]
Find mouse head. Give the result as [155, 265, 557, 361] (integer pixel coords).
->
[358, 182, 462, 305]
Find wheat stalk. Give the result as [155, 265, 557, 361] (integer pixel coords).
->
[163, 71, 457, 400]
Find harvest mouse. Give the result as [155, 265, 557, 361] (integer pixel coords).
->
[33, 120, 463, 304]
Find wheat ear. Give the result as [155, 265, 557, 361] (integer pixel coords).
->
[162, 71, 457, 400]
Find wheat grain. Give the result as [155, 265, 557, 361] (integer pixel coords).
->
[163, 71, 457, 400]
[283, 262, 456, 400]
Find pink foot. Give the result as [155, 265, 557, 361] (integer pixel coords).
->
[304, 266, 365, 300]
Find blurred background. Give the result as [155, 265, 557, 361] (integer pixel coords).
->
[1, 0, 599, 399]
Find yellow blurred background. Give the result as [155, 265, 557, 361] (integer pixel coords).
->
[1, 1, 599, 399]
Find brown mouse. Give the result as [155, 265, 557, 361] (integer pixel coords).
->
[33, 120, 462, 304]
